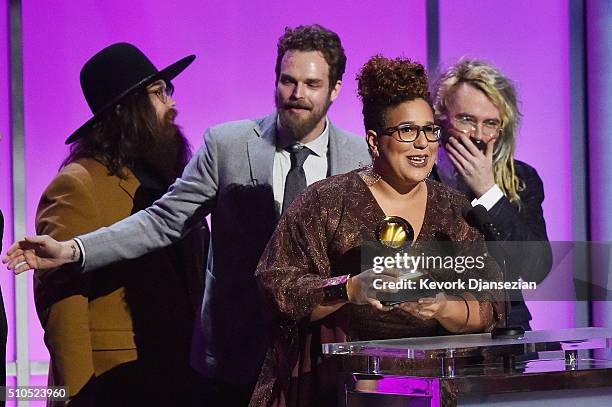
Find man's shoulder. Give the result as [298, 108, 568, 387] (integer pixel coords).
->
[514, 159, 539, 178]
[56, 158, 103, 182]
[328, 121, 370, 169]
[205, 113, 275, 143]
[512, 160, 545, 200]
[329, 123, 363, 144]
[208, 118, 259, 135]
[513, 159, 544, 189]
[51, 158, 127, 192]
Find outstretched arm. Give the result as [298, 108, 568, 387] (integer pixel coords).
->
[4, 128, 220, 274]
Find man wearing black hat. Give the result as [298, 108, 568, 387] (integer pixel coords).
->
[32, 43, 208, 405]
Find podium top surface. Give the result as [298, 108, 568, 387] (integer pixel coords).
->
[322, 327, 612, 358]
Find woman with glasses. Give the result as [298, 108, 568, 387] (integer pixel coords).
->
[250, 56, 504, 407]
[431, 59, 552, 331]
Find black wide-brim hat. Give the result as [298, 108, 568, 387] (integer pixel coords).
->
[65, 42, 195, 144]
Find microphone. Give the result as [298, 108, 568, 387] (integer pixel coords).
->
[463, 204, 524, 339]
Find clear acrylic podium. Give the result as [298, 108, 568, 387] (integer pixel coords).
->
[322, 327, 612, 406]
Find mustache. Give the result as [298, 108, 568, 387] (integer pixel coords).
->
[283, 101, 312, 110]
[470, 137, 487, 152]
[164, 108, 178, 123]
[442, 133, 487, 153]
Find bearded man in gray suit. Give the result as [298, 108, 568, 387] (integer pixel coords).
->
[5, 25, 370, 405]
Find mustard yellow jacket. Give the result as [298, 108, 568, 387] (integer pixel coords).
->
[34, 158, 206, 401]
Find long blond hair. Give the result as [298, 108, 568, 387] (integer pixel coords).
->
[433, 59, 524, 205]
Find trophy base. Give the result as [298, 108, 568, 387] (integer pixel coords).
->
[491, 326, 525, 339]
[377, 288, 438, 306]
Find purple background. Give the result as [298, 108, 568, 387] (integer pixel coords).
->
[1, 0, 580, 386]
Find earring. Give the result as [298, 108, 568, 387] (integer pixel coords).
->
[424, 167, 433, 181]
[364, 156, 382, 186]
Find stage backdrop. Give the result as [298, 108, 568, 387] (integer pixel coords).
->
[0, 0, 578, 394]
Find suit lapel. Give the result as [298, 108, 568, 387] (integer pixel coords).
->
[247, 113, 277, 186]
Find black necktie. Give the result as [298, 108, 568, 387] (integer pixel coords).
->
[282, 145, 311, 213]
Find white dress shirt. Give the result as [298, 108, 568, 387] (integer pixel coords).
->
[272, 118, 330, 212]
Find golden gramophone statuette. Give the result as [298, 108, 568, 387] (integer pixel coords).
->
[375, 216, 415, 249]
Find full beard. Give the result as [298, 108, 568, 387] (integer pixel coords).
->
[141, 108, 192, 185]
[276, 94, 332, 141]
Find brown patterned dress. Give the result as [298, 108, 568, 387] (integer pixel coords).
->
[251, 168, 503, 406]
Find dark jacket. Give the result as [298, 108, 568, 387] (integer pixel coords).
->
[431, 160, 553, 329]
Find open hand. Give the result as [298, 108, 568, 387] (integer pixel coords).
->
[2, 236, 79, 274]
[399, 292, 448, 320]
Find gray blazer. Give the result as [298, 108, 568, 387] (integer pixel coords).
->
[78, 112, 370, 387]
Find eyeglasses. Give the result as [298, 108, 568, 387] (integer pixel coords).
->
[148, 84, 174, 104]
[452, 116, 501, 138]
[382, 124, 441, 143]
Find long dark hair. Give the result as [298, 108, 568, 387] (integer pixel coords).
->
[63, 86, 167, 179]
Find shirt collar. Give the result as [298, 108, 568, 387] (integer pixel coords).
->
[275, 117, 330, 157]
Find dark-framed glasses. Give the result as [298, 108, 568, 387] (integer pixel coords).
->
[147, 83, 174, 104]
[452, 116, 501, 138]
[382, 123, 441, 143]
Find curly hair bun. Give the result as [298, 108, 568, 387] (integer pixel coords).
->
[357, 55, 430, 133]
[357, 55, 429, 106]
